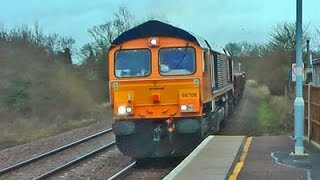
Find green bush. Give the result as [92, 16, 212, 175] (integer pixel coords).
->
[254, 84, 283, 134]
[6, 78, 31, 112]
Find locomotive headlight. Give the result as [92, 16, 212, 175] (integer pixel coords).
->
[126, 106, 132, 113]
[118, 106, 126, 115]
[180, 105, 187, 111]
[149, 37, 159, 47]
[150, 39, 157, 45]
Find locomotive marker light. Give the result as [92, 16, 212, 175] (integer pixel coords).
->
[188, 104, 194, 111]
[166, 117, 175, 133]
[126, 106, 132, 114]
[149, 37, 159, 47]
[165, 117, 173, 124]
[193, 78, 200, 87]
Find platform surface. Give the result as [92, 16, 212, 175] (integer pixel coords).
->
[164, 135, 320, 180]
[164, 135, 245, 180]
[238, 136, 319, 180]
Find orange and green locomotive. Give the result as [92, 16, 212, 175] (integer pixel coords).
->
[108, 20, 245, 159]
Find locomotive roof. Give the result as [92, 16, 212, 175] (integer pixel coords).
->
[112, 20, 226, 54]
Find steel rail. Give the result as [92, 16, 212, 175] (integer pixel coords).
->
[0, 128, 113, 175]
[107, 161, 137, 180]
[33, 141, 116, 180]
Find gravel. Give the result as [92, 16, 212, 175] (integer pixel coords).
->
[0, 120, 113, 170]
[221, 85, 260, 135]
[1, 131, 115, 179]
[51, 147, 132, 180]
[123, 158, 183, 180]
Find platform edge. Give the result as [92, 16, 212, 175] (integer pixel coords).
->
[163, 135, 214, 180]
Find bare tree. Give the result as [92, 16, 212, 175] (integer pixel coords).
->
[225, 42, 242, 57]
[8, 25, 31, 42]
[44, 33, 59, 52]
[0, 22, 7, 41]
[80, 43, 95, 58]
[58, 37, 75, 50]
[225, 42, 266, 58]
[88, 6, 133, 55]
[268, 22, 309, 54]
[88, 22, 114, 52]
[113, 6, 132, 35]
[33, 21, 44, 45]
[83, 6, 134, 80]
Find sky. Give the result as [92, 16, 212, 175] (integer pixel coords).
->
[0, 0, 320, 48]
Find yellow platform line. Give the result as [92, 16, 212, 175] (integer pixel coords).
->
[229, 136, 253, 180]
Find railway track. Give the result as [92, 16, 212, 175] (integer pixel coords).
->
[107, 158, 182, 180]
[0, 128, 115, 180]
[107, 161, 137, 180]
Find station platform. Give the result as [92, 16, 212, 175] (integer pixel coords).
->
[164, 135, 320, 180]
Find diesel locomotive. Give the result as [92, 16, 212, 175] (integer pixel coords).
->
[108, 20, 245, 159]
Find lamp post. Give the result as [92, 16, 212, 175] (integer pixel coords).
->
[294, 0, 304, 155]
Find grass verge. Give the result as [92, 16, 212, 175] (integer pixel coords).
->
[249, 80, 291, 135]
[258, 99, 280, 134]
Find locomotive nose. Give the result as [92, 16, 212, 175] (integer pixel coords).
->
[111, 78, 200, 119]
